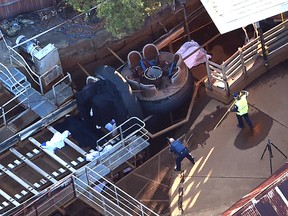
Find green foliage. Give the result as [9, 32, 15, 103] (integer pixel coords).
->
[97, 0, 146, 38]
[66, 0, 98, 13]
[67, 0, 173, 38]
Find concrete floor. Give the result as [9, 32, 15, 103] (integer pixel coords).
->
[116, 59, 288, 216]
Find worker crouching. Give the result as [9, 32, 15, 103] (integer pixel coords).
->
[168, 137, 195, 171]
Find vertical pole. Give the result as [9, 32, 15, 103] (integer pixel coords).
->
[182, 2, 191, 41]
[2, 107, 6, 125]
[268, 141, 273, 175]
[238, 47, 247, 76]
[205, 61, 212, 89]
[255, 22, 268, 66]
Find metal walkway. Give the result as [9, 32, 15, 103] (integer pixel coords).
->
[0, 117, 154, 215]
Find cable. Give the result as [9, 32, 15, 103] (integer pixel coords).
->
[12, 1, 104, 49]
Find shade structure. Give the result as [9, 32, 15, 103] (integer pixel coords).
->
[201, 0, 288, 34]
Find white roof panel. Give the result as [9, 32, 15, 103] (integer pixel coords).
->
[201, 0, 288, 34]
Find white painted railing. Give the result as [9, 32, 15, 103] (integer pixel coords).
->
[205, 20, 288, 96]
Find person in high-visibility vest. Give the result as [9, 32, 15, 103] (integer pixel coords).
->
[230, 90, 254, 129]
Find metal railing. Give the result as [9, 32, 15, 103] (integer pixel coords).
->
[5, 117, 155, 216]
[3, 35, 65, 96]
[0, 90, 30, 126]
[205, 20, 288, 95]
[74, 167, 159, 216]
[0, 36, 74, 126]
[83, 116, 149, 171]
[8, 46, 41, 86]
[51, 72, 73, 105]
[0, 63, 30, 126]
[9, 168, 159, 216]
[10, 175, 76, 216]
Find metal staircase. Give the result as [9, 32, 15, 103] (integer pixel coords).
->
[0, 64, 58, 117]
[0, 67, 31, 95]
[74, 167, 159, 216]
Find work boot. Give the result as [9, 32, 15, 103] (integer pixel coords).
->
[174, 166, 181, 171]
[192, 158, 196, 164]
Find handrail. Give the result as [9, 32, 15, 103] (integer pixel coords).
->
[74, 166, 159, 216]
[52, 72, 72, 105]
[0, 99, 77, 153]
[11, 174, 75, 216]
[83, 117, 148, 168]
[0, 91, 29, 125]
[205, 19, 288, 94]
[0, 63, 30, 126]
[96, 116, 146, 149]
[7, 45, 64, 95]
[0, 62, 28, 93]
[7, 46, 40, 85]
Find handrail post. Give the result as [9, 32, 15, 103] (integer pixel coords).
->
[119, 125, 124, 144]
[1, 107, 6, 125]
[205, 60, 212, 89]
[256, 22, 268, 66]
[238, 47, 247, 76]
[52, 86, 57, 105]
[114, 186, 120, 205]
[221, 64, 229, 95]
[39, 75, 44, 95]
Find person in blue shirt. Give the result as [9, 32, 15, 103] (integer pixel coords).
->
[168, 137, 195, 171]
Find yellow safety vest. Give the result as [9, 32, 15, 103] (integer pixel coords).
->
[235, 95, 248, 116]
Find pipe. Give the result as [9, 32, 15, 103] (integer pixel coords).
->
[147, 75, 207, 139]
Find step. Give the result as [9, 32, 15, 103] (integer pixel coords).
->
[0, 68, 30, 95]
[0, 67, 27, 86]
[10, 80, 31, 95]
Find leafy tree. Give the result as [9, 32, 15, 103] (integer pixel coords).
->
[97, 0, 146, 38]
[67, 0, 172, 38]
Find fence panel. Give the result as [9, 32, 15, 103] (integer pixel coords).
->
[0, 0, 57, 20]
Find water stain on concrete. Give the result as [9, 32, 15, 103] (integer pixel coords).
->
[189, 105, 226, 150]
[234, 111, 273, 150]
[248, 60, 288, 90]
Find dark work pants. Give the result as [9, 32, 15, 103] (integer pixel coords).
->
[175, 148, 195, 170]
[236, 113, 253, 128]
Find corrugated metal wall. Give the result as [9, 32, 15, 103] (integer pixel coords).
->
[0, 0, 57, 20]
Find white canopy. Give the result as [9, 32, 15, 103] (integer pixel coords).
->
[200, 0, 288, 34]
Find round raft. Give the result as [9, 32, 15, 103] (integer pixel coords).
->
[121, 43, 194, 114]
[92, 65, 144, 120]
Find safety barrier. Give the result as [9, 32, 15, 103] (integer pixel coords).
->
[205, 19, 288, 103]
[81, 117, 150, 177]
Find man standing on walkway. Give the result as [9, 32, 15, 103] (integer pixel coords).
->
[168, 138, 195, 171]
[230, 90, 254, 129]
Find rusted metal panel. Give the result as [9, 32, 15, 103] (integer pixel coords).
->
[0, 0, 56, 20]
[223, 163, 288, 216]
